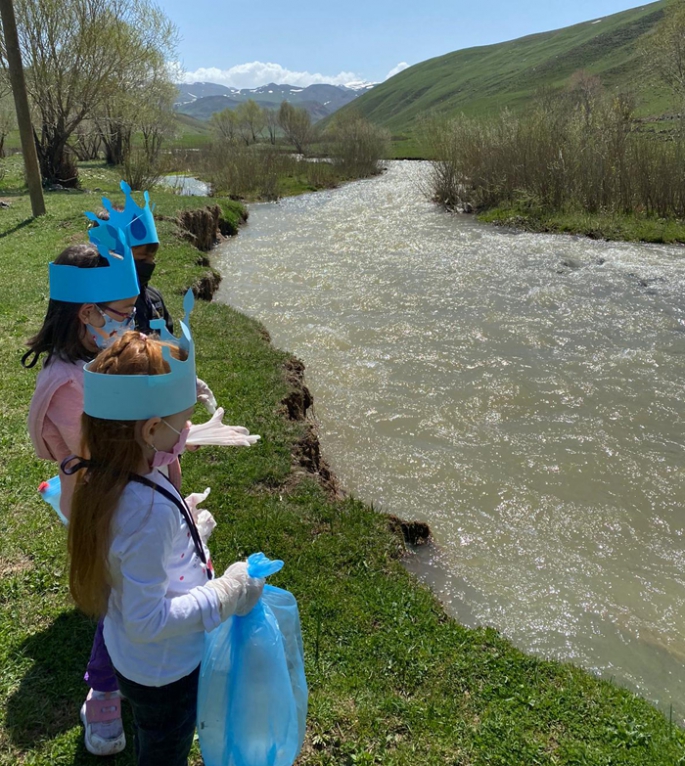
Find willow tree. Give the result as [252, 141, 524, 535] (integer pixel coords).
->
[1, 0, 176, 186]
[278, 101, 314, 155]
[94, 10, 177, 168]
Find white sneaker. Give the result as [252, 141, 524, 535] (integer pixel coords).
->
[79, 689, 126, 756]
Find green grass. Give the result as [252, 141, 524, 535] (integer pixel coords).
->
[1, 158, 685, 765]
[335, 0, 671, 150]
[478, 205, 685, 244]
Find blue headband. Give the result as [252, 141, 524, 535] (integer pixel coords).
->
[49, 224, 139, 304]
[85, 180, 159, 248]
[83, 290, 197, 421]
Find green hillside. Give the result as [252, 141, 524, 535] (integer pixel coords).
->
[342, 1, 670, 150]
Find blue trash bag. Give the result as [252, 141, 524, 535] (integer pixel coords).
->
[197, 552, 308, 766]
[38, 475, 68, 525]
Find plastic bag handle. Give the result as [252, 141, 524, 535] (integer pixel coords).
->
[247, 552, 284, 578]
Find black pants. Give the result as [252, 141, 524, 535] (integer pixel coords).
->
[115, 666, 199, 766]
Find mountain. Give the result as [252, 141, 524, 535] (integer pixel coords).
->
[175, 83, 239, 106]
[335, 1, 670, 139]
[174, 82, 375, 122]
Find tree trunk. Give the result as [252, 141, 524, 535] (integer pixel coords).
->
[36, 133, 79, 188]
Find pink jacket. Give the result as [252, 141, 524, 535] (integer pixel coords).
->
[28, 356, 181, 520]
[28, 357, 85, 520]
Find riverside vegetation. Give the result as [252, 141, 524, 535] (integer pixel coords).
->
[1, 159, 685, 765]
[163, 109, 391, 202]
[423, 83, 685, 244]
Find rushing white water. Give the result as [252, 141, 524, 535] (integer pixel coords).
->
[215, 161, 685, 716]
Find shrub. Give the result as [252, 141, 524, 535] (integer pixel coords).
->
[423, 89, 685, 219]
[328, 113, 389, 178]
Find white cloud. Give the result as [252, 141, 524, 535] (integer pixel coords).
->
[177, 61, 362, 89]
[385, 62, 410, 80]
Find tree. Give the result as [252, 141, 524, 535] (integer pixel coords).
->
[94, 15, 177, 168]
[278, 101, 314, 155]
[1, 0, 177, 186]
[328, 111, 389, 177]
[0, 93, 16, 157]
[0, 0, 44, 213]
[236, 99, 265, 144]
[264, 107, 279, 145]
[210, 107, 238, 142]
[567, 70, 603, 127]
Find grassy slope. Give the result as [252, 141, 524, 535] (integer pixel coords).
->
[1, 159, 684, 765]
[339, 0, 669, 154]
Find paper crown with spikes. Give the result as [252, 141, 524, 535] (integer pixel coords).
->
[83, 289, 197, 421]
[49, 223, 139, 304]
[85, 180, 159, 249]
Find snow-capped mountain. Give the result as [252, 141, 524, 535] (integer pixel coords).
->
[174, 81, 377, 122]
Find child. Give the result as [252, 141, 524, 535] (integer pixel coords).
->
[89, 181, 216, 411]
[89, 180, 171, 334]
[66, 327, 263, 766]
[25, 225, 140, 522]
[24, 225, 140, 756]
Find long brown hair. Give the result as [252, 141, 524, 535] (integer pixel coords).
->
[68, 331, 175, 618]
[22, 243, 109, 369]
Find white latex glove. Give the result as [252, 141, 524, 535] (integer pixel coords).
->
[186, 407, 261, 448]
[196, 378, 217, 415]
[184, 487, 216, 543]
[205, 561, 265, 620]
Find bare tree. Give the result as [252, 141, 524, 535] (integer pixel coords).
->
[210, 107, 238, 142]
[71, 119, 102, 161]
[264, 107, 279, 145]
[567, 70, 603, 127]
[328, 110, 389, 177]
[237, 99, 265, 144]
[2, 0, 177, 186]
[278, 101, 314, 155]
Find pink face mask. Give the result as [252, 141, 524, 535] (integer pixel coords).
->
[150, 420, 190, 468]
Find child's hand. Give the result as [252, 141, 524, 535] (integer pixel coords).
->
[184, 487, 216, 542]
[195, 510, 216, 543]
[196, 378, 218, 414]
[186, 408, 261, 448]
[206, 562, 264, 620]
[184, 487, 210, 520]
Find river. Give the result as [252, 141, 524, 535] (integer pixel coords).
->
[215, 161, 685, 717]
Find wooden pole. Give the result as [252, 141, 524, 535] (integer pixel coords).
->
[0, 0, 45, 217]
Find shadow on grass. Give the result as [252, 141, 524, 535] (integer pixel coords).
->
[0, 219, 34, 239]
[6, 610, 94, 749]
[6, 610, 139, 763]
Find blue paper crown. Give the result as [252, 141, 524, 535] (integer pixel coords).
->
[85, 180, 159, 249]
[83, 290, 197, 421]
[49, 224, 139, 304]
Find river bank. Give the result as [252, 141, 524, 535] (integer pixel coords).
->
[476, 206, 685, 245]
[0, 161, 683, 765]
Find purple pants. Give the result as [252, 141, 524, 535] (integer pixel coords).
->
[84, 618, 119, 693]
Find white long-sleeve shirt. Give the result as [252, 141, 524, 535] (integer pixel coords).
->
[103, 470, 221, 686]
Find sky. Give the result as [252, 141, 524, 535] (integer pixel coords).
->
[163, 0, 659, 88]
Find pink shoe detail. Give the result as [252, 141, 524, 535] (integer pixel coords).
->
[84, 691, 121, 723]
[80, 690, 126, 756]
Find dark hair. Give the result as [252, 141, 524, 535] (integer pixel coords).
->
[93, 204, 123, 222]
[21, 244, 109, 369]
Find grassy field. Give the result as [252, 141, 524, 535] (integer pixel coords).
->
[1, 159, 685, 765]
[333, 0, 670, 153]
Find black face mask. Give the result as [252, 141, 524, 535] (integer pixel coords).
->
[135, 260, 156, 287]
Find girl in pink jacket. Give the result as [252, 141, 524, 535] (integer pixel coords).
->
[24, 237, 140, 756]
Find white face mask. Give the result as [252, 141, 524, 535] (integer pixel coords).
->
[150, 419, 190, 468]
[87, 305, 137, 349]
